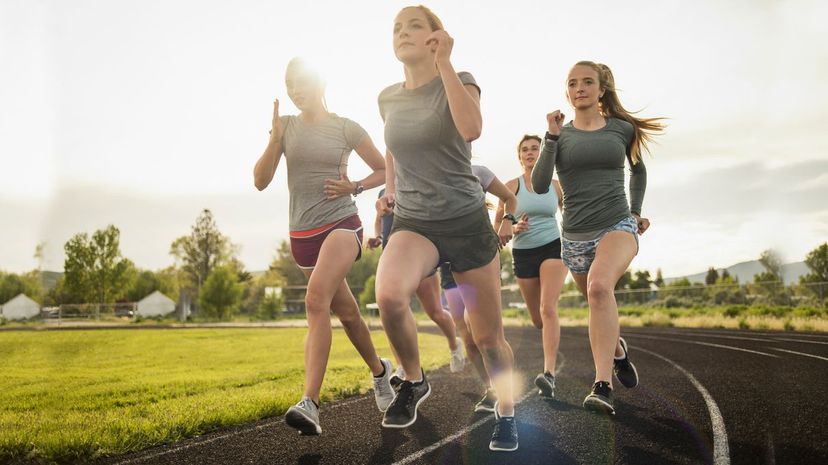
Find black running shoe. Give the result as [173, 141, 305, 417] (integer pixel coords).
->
[489, 404, 518, 452]
[474, 388, 497, 413]
[613, 337, 639, 388]
[381, 372, 431, 428]
[583, 381, 614, 415]
[389, 374, 404, 389]
[534, 372, 555, 398]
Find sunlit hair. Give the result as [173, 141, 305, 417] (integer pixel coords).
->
[517, 134, 542, 162]
[286, 57, 328, 110]
[570, 61, 665, 164]
[401, 5, 444, 31]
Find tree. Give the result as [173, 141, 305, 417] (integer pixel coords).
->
[268, 240, 306, 287]
[629, 270, 652, 289]
[721, 269, 733, 282]
[800, 243, 828, 283]
[127, 268, 179, 302]
[63, 225, 136, 304]
[615, 270, 632, 290]
[705, 267, 719, 286]
[0, 271, 44, 304]
[754, 249, 782, 283]
[500, 248, 515, 286]
[359, 275, 377, 311]
[654, 268, 664, 287]
[170, 209, 236, 308]
[199, 266, 242, 320]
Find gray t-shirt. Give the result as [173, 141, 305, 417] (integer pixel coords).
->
[378, 72, 485, 221]
[280, 113, 367, 231]
[531, 117, 647, 239]
[472, 164, 495, 191]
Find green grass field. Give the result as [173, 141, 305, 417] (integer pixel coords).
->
[0, 328, 450, 464]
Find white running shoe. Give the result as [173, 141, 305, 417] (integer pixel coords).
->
[373, 358, 395, 412]
[449, 338, 465, 373]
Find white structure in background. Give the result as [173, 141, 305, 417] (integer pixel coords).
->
[1, 294, 41, 321]
[136, 291, 176, 318]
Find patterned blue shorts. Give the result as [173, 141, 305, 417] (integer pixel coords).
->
[561, 216, 639, 274]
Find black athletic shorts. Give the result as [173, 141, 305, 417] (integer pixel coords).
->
[512, 238, 562, 279]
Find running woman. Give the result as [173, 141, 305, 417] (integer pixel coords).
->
[253, 57, 395, 435]
[375, 6, 520, 451]
[368, 188, 465, 377]
[440, 164, 517, 414]
[494, 135, 568, 400]
[531, 61, 664, 415]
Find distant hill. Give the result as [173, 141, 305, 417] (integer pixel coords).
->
[664, 260, 809, 285]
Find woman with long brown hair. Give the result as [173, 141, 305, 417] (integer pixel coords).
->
[532, 61, 664, 415]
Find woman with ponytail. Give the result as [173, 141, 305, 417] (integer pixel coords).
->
[531, 61, 665, 415]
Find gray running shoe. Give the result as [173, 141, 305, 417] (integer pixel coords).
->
[474, 388, 497, 413]
[583, 381, 615, 415]
[373, 358, 395, 412]
[613, 337, 639, 388]
[534, 372, 556, 398]
[489, 403, 518, 452]
[285, 396, 321, 435]
[382, 371, 431, 428]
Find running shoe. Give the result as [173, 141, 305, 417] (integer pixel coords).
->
[474, 388, 497, 413]
[583, 381, 614, 415]
[285, 396, 321, 435]
[449, 338, 466, 373]
[613, 337, 639, 388]
[534, 372, 556, 398]
[489, 403, 519, 452]
[382, 371, 431, 428]
[373, 358, 395, 412]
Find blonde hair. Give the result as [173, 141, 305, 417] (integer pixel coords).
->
[286, 57, 328, 111]
[571, 61, 665, 164]
[401, 5, 444, 31]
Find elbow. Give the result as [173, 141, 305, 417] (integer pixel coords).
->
[462, 127, 482, 143]
[254, 176, 267, 191]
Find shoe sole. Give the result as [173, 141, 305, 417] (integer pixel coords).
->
[474, 404, 496, 413]
[285, 408, 322, 435]
[614, 338, 640, 388]
[534, 377, 555, 398]
[583, 396, 615, 415]
[489, 442, 519, 452]
[381, 383, 432, 429]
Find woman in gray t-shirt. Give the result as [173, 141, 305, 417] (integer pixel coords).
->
[253, 58, 393, 436]
[373, 6, 519, 452]
[532, 61, 665, 416]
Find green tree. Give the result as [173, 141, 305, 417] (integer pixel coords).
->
[268, 240, 306, 286]
[615, 270, 632, 290]
[500, 248, 515, 286]
[627, 270, 652, 304]
[199, 266, 242, 320]
[127, 268, 180, 302]
[705, 267, 719, 286]
[170, 209, 236, 310]
[0, 271, 44, 304]
[63, 225, 136, 304]
[754, 249, 782, 283]
[347, 247, 381, 295]
[800, 243, 828, 283]
[654, 268, 664, 287]
[359, 275, 377, 311]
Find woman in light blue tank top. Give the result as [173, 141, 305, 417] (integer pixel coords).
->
[495, 135, 568, 399]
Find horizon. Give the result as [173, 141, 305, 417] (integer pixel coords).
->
[1, 0, 826, 277]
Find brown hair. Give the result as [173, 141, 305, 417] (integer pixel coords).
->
[571, 61, 665, 164]
[401, 5, 444, 31]
[517, 134, 542, 154]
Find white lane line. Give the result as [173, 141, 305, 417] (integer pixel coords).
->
[391, 354, 567, 465]
[628, 334, 779, 358]
[112, 389, 374, 464]
[772, 337, 828, 346]
[635, 347, 730, 465]
[772, 348, 828, 362]
[625, 331, 773, 343]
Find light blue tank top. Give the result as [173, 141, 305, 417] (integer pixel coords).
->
[512, 176, 561, 249]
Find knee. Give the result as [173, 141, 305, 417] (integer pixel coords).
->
[335, 304, 361, 327]
[540, 303, 558, 321]
[304, 291, 330, 317]
[587, 280, 614, 304]
[376, 290, 408, 317]
[473, 331, 502, 352]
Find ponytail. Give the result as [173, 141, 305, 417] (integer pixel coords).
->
[575, 61, 665, 164]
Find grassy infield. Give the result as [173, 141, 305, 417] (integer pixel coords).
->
[2, 305, 826, 463]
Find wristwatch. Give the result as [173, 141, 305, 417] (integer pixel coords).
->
[353, 181, 364, 196]
[544, 131, 559, 142]
[502, 213, 518, 225]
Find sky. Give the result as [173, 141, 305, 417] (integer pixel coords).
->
[1, 0, 826, 278]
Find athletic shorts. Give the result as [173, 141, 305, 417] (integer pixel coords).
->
[561, 216, 638, 275]
[289, 215, 363, 269]
[512, 238, 562, 279]
[439, 263, 457, 290]
[389, 206, 498, 273]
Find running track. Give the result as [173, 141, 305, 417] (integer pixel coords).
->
[98, 326, 828, 465]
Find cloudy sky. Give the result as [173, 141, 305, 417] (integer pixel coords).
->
[1, 0, 826, 277]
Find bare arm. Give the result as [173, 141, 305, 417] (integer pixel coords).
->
[323, 134, 386, 199]
[253, 100, 284, 191]
[553, 180, 564, 211]
[429, 30, 482, 142]
[378, 150, 396, 215]
[487, 176, 517, 247]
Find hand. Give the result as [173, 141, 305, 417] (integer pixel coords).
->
[426, 30, 454, 66]
[366, 237, 382, 249]
[546, 110, 565, 136]
[379, 192, 396, 215]
[270, 99, 284, 142]
[497, 221, 514, 248]
[632, 214, 650, 234]
[323, 174, 355, 199]
[513, 213, 529, 235]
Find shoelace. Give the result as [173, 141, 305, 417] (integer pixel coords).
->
[492, 418, 516, 440]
